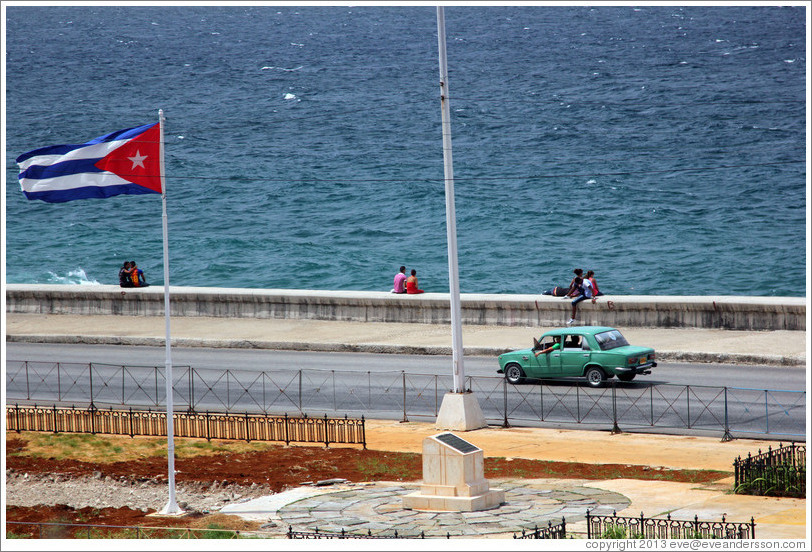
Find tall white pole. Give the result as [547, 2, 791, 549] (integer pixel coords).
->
[158, 109, 180, 515]
[436, 7, 465, 394]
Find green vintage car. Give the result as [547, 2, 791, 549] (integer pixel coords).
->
[497, 326, 656, 387]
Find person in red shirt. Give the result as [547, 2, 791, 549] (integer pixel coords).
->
[406, 269, 424, 294]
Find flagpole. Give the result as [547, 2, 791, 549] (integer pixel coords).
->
[434, 7, 486, 431]
[158, 109, 181, 515]
[436, 7, 465, 394]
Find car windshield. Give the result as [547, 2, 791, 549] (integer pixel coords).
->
[594, 330, 630, 350]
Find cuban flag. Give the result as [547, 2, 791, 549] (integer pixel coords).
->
[17, 122, 163, 203]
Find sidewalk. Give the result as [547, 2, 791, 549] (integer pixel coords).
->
[5, 313, 809, 539]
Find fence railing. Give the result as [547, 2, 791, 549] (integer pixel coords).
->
[734, 442, 806, 498]
[5, 361, 806, 439]
[6, 404, 366, 448]
[5, 521, 251, 539]
[286, 527, 433, 539]
[512, 518, 567, 539]
[585, 510, 756, 539]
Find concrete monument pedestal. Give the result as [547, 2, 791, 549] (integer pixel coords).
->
[402, 432, 505, 512]
[435, 391, 487, 431]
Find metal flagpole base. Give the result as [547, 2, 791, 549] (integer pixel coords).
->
[158, 499, 184, 516]
[435, 391, 487, 431]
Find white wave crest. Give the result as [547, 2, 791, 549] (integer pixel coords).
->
[46, 268, 101, 285]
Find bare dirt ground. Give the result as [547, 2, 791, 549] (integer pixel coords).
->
[5, 433, 730, 538]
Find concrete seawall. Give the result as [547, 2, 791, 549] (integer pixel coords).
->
[5, 284, 806, 331]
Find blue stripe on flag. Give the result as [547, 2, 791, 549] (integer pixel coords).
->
[19, 158, 104, 180]
[15, 122, 156, 164]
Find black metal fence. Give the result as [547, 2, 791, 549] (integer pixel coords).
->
[5, 521, 250, 539]
[5, 361, 806, 439]
[585, 510, 756, 539]
[286, 527, 434, 539]
[6, 404, 366, 448]
[734, 442, 806, 498]
[512, 518, 567, 539]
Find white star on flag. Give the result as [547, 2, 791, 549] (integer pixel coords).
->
[128, 150, 147, 170]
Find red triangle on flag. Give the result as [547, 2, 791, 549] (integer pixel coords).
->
[94, 123, 162, 193]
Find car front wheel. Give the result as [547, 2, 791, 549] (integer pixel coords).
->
[585, 367, 605, 388]
[505, 363, 526, 385]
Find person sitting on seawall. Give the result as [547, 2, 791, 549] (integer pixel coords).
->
[406, 269, 424, 294]
[586, 270, 603, 297]
[119, 261, 134, 288]
[130, 261, 149, 287]
[564, 268, 584, 298]
[567, 276, 597, 325]
[391, 265, 407, 294]
[534, 335, 561, 357]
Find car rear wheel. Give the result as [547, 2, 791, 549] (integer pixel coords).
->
[585, 367, 605, 388]
[617, 373, 636, 382]
[505, 363, 526, 385]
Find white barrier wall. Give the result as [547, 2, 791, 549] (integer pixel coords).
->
[5, 285, 806, 331]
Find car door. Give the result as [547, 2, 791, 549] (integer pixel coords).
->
[528, 337, 562, 377]
[559, 334, 591, 376]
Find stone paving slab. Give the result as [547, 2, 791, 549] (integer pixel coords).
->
[225, 479, 629, 538]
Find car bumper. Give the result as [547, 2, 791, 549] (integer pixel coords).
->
[615, 361, 657, 375]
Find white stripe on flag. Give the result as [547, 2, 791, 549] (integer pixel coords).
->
[20, 172, 131, 193]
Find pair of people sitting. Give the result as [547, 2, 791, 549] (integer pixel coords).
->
[119, 261, 148, 288]
[392, 266, 424, 294]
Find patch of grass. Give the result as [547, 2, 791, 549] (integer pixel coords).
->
[7, 431, 278, 463]
[356, 453, 420, 480]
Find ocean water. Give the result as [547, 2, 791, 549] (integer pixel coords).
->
[4, 5, 807, 296]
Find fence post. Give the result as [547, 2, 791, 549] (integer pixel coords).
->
[244, 412, 251, 443]
[57, 362, 62, 402]
[324, 413, 329, 448]
[686, 385, 691, 429]
[502, 376, 509, 428]
[53, 404, 58, 434]
[611, 379, 621, 434]
[576, 382, 581, 423]
[585, 509, 592, 539]
[401, 371, 408, 423]
[189, 368, 195, 414]
[206, 410, 211, 442]
[332, 370, 337, 412]
[15, 403, 20, 433]
[764, 390, 769, 434]
[298, 370, 303, 413]
[721, 387, 733, 442]
[749, 517, 755, 539]
[129, 407, 134, 438]
[284, 413, 290, 445]
[361, 415, 366, 450]
[25, 362, 31, 400]
[88, 363, 94, 407]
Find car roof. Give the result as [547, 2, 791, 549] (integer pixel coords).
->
[542, 326, 617, 337]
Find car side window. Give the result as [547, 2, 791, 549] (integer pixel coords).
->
[563, 335, 582, 350]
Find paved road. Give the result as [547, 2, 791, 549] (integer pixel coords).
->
[5, 342, 807, 390]
[6, 343, 806, 439]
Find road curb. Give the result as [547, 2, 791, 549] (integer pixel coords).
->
[6, 333, 804, 366]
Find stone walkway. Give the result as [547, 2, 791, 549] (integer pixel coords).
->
[221, 479, 630, 538]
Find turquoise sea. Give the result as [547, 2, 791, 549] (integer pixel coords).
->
[3, 5, 807, 296]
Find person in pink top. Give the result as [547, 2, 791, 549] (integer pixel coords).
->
[392, 266, 407, 294]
